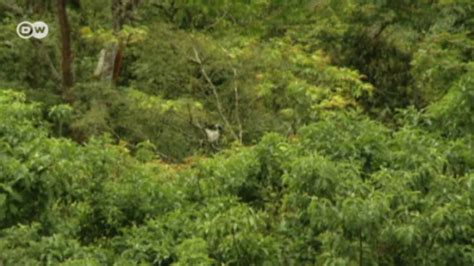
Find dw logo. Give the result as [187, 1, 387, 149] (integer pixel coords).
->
[16, 21, 49, 39]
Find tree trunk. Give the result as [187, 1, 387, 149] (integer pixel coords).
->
[93, 43, 117, 81]
[57, 0, 74, 102]
[93, 0, 139, 85]
[112, 0, 125, 32]
[112, 40, 125, 85]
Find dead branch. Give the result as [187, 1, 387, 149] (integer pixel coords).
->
[232, 68, 243, 144]
[192, 47, 240, 142]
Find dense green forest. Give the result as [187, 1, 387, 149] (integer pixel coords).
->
[0, 0, 473, 265]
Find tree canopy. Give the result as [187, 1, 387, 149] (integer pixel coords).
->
[0, 0, 472, 265]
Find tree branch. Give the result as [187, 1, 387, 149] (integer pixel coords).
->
[232, 68, 243, 144]
[371, 20, 393, 41]
[192, 47, 240, 143]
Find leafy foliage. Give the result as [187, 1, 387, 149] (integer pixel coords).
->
[0, 0, 473, 265]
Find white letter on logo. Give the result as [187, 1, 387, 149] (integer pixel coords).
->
[32, 21, 49, 39]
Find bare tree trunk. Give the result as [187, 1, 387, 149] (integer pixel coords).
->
[112, 40, 126, 85]
[111, 0, 125, 86]
[93, 43, 117, 81]
[57, 0, 74, 102]
[112, 0, 140, 85]
[112, 0, 124, 32]
[93, 0, 139, 85]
